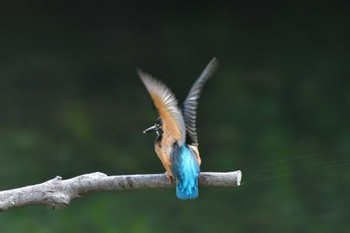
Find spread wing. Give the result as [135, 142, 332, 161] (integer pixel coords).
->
[182, 57, 218, 146]
[138, 70, 186, 146]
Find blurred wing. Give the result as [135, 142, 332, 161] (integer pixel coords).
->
[182, 57, 218, 146]
[138, 70, 186, 145]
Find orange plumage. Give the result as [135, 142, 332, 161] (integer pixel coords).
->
[139, 58, 218, 197]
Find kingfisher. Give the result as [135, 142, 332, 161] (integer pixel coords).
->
[138, 58, 218, 200]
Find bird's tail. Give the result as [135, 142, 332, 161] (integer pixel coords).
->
[174, 146, 200, 200]
[176, 176, 199, 200]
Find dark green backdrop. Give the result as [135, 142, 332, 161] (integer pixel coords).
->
[1, 1, 349, 232]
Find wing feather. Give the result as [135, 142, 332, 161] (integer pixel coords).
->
[138, 70, 186, 146]
[182, 57, 218, 146]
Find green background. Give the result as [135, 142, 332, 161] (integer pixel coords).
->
[1, 1, 349, 232]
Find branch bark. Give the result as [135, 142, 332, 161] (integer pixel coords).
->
[0, 171, 242, 211]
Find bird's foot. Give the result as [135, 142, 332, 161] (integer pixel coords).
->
[165, 172, 176, 184]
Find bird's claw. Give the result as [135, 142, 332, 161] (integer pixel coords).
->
[165, 172, 176, 183]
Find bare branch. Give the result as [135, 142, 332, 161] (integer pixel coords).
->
[0, 171, 242, 211]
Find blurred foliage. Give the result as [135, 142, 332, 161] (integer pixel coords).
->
[0, 1, 349, 232]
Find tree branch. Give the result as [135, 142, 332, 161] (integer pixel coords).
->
[0, 171, 242, 211]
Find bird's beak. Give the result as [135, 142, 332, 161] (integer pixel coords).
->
[143, 125, 157, 133]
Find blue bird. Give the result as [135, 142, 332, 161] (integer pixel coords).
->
[138, 58, 218, 200]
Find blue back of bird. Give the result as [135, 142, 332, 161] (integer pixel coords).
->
[171, 144, 200, 200]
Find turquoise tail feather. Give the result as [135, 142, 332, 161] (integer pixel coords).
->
[172, 145, 200, 200]
[176, 176, 199, 200]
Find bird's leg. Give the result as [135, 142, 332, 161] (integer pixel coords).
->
[165, 172, 176, 184]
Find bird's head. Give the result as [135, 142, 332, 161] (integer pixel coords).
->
[143, 117, 163, 137]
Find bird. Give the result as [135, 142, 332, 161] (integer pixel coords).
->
[138, 58, 218, 200]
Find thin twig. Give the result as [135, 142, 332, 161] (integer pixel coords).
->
[0, 171, 241, 211]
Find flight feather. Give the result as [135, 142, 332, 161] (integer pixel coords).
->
[182, 57, 218, 146]
[138, 70, 186, 146]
